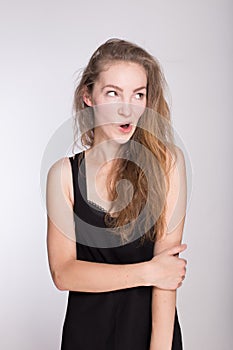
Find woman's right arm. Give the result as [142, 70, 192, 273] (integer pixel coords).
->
[46, 157, 187, 293]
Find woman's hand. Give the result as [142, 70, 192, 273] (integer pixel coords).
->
[146, 243, 187, 290]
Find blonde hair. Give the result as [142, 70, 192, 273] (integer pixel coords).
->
[72, 38, 178, 245]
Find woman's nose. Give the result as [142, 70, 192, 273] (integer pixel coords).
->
[117, 102, 132, 118]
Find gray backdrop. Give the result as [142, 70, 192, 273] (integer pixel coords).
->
[1, 0, 232, 349]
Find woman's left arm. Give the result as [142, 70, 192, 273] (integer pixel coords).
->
[149, 147, 187, 350]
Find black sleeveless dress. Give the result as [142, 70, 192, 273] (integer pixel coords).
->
[61, 150, 183, 350]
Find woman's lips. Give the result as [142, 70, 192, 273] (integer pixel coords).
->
[117, 123, 133, 133]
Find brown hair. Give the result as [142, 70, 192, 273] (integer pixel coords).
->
[72, 38, 178, 245]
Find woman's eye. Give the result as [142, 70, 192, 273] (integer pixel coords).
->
[135, 93, 144, 100]
[107, 91, 117, 97]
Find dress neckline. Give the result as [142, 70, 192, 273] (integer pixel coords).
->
[87, 199, 108, 213]
[82, 150, 113, 215]
[76, 150, 150, 247]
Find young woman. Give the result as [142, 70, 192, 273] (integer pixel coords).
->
[46, 38, 187, 350]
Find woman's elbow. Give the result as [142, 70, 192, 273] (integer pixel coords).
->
[51, 269, 68, 291]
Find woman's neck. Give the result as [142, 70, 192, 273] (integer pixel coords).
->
[88, 139, 123, 163]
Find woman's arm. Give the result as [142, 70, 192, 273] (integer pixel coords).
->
[46, 157, 150, 292]
[47, 215, 150, 292]
[46, 156, 186, 293]
[149, 147, 187, 349]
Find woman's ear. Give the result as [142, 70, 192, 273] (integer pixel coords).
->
[82, 86, 93, 107]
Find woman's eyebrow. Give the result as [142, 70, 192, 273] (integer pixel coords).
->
[101, 84, 123, 92]
[133, 86, 147, 93]
[101, 84, 147, 92]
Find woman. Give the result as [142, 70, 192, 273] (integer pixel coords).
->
[46, 38, 187, 350]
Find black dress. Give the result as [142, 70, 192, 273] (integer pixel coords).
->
[61, 150, 183, 350]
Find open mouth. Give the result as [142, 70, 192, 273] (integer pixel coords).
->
[120, 123, 130, 129]
[118, 123, 133, 133]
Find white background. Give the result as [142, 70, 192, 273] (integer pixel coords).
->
[1, 0, 232, 349]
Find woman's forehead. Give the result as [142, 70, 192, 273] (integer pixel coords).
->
[96, 61, 147, 89]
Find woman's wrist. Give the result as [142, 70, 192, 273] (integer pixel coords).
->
[132, 260, 153, 287]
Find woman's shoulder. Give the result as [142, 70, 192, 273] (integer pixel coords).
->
[47, 151, 85, 205]
[48, 150, 83, 175]
[47, 156, 74, 206]
[48, 156, 71, 177]
[166, 145, 185, 169]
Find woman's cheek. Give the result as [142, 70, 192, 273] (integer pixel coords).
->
[93, 104, 117, 126]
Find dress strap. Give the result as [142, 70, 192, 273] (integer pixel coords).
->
[69, 151, 86, 210]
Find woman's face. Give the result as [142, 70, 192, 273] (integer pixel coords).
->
[83, 61, 147, 145]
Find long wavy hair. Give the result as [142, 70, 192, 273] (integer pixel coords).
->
[72, 38, 178, 246]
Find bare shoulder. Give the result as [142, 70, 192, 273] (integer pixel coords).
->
[47, 156, 74, 206]
[167, 145, 185, 169]
[48, 156, 71, 174]
[174, 145, 185, 167]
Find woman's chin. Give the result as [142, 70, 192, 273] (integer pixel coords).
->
[112, 136, 132, 145]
